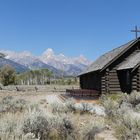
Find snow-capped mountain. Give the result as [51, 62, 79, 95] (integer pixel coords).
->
[41, 48, 90, 66]
[0, 49, 91, 76]
[41, 48, 91, 75]
[0, 50, 61, 76]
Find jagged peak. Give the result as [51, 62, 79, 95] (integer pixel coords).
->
[43, 48, 55, 57]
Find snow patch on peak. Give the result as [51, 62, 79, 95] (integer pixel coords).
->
[40, 48, 91, 74]
[41, 48, 91, 65]
[42, 48, 55, 58]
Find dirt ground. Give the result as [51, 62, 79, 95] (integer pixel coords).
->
[0, 85, 99, 103]
[0, 85, 75, 101]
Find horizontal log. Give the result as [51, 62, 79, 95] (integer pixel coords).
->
[132, 83, 137, 85]
[132, 85, 137, 87]
[109, 79, 119, 82]
[109, 73, 117, 76]
[102, 82, 107, 85]
[132, 85, 138, 88]
[110, 91, 121, 93]
[101, 89, 107, 91]
[109, 82, 120, 85]
[132, 79, 137, 81]
[132, 88, 137, 91]
[109, 84, 120, 88]
[109, 87, 121, 90]
[109, 89, 122, 92]
[108, 76, 118, 79]
[109, 91, 121, 94]
[109, 72, 117, 74]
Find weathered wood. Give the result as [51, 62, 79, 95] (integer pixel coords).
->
[109, 84, 120, 87]
[137, 67, 140, 91]
[109, 82, 120, 85]
[109, 79, 119, 82]
[109, 87, 121, 90]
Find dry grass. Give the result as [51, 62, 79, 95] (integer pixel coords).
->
[0, 85, 118, 140]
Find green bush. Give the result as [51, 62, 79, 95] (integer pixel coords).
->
[0, 65, 16, 86]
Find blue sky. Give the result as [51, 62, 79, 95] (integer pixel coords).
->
[0, 0, 140, 60]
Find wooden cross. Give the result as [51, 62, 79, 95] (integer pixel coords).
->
[131, 26, 140, 39]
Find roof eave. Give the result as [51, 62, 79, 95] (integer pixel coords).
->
[131, 62, 140, 73]
[100, 38, 139, 72]
[77, 69, 100, 77]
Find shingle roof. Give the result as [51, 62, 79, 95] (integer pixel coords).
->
[79, 39, 137, 76]
[117, 52, 140, 70]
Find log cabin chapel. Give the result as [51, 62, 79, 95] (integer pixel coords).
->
[79, 32, 140, 95]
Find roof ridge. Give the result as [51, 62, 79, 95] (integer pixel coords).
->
[102, 39, 135, 56]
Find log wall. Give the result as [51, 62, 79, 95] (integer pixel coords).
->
[101, 41, 140, 94]
[80, 40, 140, 94]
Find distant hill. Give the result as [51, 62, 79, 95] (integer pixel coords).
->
[0, 57, 29, 73]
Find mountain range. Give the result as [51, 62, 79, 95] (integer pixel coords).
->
[0, 49, 91, 76]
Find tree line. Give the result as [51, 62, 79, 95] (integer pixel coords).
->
[16, 68, 53, 85]
[0, 65, 78, 86]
